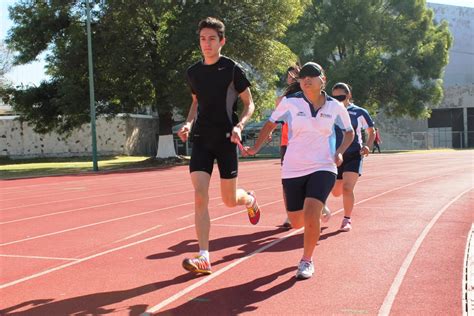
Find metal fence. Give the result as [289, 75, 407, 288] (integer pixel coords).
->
[173, 127, 474, 156]
[411, 131, 474, 149]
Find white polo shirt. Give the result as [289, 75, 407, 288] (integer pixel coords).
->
[269, 91, 353, 179]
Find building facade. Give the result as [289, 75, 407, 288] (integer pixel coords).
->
[375, 3, 473, 150]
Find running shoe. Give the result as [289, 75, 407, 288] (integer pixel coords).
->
[282, 217, 292, 228]
[246, 191, 260, 225]
[321, 206, 332, 223]
[340, 218, 352, 232]
[296, 260, 314, 279]
[182, 255, 212, 275]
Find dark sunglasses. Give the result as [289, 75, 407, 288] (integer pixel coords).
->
[332, 94, 347, 102]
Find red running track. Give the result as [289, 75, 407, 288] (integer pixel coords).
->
[0, 150, 473, 315]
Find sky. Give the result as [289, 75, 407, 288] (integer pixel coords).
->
[1, 0, 474, 86]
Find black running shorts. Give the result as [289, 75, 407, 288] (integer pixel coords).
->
[190, 139, 238, 179]
[282, 170, 336, 212]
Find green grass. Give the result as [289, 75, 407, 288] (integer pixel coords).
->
[0, 155, 187, 179]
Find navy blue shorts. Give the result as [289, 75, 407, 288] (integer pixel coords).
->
[190, 139, 238, 179]
[282, 171, 336, 212]
[337, 151, 362, 180]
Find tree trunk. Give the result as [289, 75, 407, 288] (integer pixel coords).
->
[156, 111, 177, 158]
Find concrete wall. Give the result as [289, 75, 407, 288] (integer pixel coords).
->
[429, 4, 474, 87]
[0, 114, 158, 158]
[439, 84, 474, 109]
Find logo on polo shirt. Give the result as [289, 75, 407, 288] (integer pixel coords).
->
[297, 111, 306, 117]
[320, 113, 332, 118]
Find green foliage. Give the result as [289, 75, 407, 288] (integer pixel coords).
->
[285, 0, 452, 118]
[4, 0, 306, 134]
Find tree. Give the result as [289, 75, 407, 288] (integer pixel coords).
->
[4, 0, 305, 157]
[0, 42, 14, 89]
[284, 0, 452, 118]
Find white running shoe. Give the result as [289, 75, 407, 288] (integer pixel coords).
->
[295, 260, 314, 279]
[340, 218, 352, 232]
[321, 206, 332, 223]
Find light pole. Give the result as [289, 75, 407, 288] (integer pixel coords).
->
[86, 0, 98, 171]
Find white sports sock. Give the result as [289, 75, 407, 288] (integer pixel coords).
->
[246, 194, 255, 207]
[199, 250, 209, 261]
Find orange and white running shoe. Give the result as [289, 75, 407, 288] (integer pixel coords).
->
[182, 255, 212, 275]
[246, 191, 260, 225]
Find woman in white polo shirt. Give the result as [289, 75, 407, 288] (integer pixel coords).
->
[244, 62, 354, 279]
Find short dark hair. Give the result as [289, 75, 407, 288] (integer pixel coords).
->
[198, 17, 225, 40]
[332, 82, 351, 94]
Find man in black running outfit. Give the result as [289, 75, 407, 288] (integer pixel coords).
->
[178, 17, 261, 275]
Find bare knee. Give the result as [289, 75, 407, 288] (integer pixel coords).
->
[304, 205, 321, 222]
[332, 189, 342, 197]
[342, 184, 354, 195]
[194, 191, 209, 209]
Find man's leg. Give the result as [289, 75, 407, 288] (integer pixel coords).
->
[220, 177, 261, 225]
[182, 171, 213, 275]
[220, 177, 251, 207]
[190, 171, 212, 251]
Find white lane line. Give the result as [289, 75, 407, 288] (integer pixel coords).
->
[0, 187, 195, 212]
[462, 224, 474, 316]
[0, 200, 279, 289]
[142, 174, 450, 313]
[0, 254, 78, 261]
[177, 205, 225, 220]
[0, 186, 281, 246]
[113, 225, 163, 243]
[378, 187, 473, 316]
[213, 224, 278, 229]
[144, 226, 304, 314]
[0, 169, 181, 191]
[0, 200, 282, 289]
[0, 201, 197, 246]
[0, 182, 188, 210]
[0, 181, 277, 224]
[0, 189, 195, 225]
[0, 174, 456, 290]
[0, 173, 276, 207]
[177, 212, 194, 220]
[0, 226, 195, 289]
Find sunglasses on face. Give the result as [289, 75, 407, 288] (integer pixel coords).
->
[332, 94, 347, 102]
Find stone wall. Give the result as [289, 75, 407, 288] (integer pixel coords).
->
[372, 113, 428, 150]
[0, 114, 158, 158]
